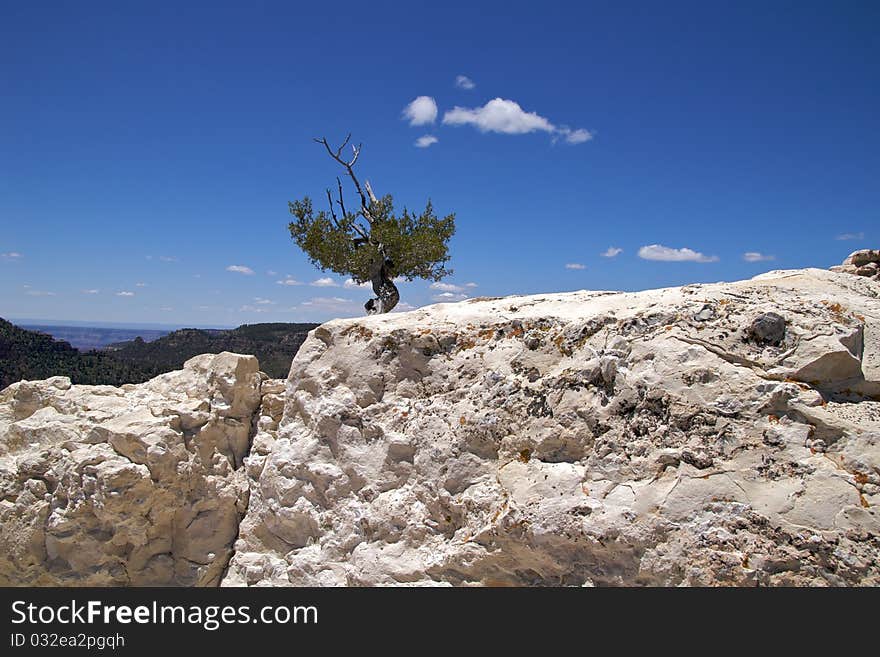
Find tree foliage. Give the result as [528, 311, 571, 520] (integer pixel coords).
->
[287, 136, 456, 311]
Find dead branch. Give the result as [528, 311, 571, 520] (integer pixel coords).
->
[314, 135, 372, 222]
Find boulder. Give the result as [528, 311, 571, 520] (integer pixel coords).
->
[843, 249, 880, 267]
[224, 267, 880, 587]
[0, 352, 263, 586]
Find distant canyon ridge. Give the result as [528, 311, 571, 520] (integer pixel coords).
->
[0, 320, 318, 389]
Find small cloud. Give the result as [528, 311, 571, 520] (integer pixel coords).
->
[442, 97, 591, 145]
[81, 289, 100, 294]
[301, 296, 353, 308]
[393, 301, 418, 312]
[276, 276, 302, 286]
[835, 232, 865, 241]
[253, 297, 276, 305]
[464, 282, 478, 288]
[601, 247, 623, 258]
[432, 292, 469, 302]
[193, 274, 202, 278]
[266, 270, 278, 277]
[430, 281, 468, 293]
[415, 135, 439, 148]
[638, 244, 719, 263]
[158, 255, 178, 262]
[742, 252, 775, 262]
[26, 290, 56, 297]
[1, 251, 23, 260]
[160, 306, 173, 311]
[226, 265, 255, 275]
[310, 277, 338, 287]
[455, 75, 476, 90]
[239, 304, 269, 313]
[116, 291, 135, 297]
[565, 263, 586, 270]
[135, 282, 147, 287]
[344, 278, 371, 289]
[402, 96, 438, 126]
[560, 128, 593, 144]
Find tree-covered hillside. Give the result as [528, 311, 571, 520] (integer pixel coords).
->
[0, 318, 153, 388]
[105, 322, 317, 379]
[0, 319, 318, 389]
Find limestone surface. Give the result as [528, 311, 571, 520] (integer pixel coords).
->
[0, 352, 263, 585]
[224, 268, 880, 586]
[3, 268, 879, 586]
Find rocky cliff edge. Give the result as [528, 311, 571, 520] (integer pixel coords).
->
[2, 267, 879, 586]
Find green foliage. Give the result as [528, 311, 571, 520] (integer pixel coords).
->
[0, 319, 318, 389]
[288, 193, 455, 284]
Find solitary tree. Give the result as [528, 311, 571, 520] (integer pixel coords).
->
[288, 135, 456, 314]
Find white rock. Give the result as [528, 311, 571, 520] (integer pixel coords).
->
[0, 352, 263, 586]
[223, 268, 880, 587]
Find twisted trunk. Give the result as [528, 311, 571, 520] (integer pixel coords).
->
[365, 255, 398, 315]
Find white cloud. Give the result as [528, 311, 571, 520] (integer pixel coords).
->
[81, 289, 100, 294]
[239, 304, 269, 313]
[1, 251, 22, 260]
[160, 306, 173, 312]
[344, 278, 371, 289]
[135, 282, 147, 287]
[444, 98, 554, 134]
[402, 96, 438, 126]
[226, 265, 255, 275]
[116, 291, 135, 297]
[601, 247, 623, 258]
[266, 270, 278, 276]
[742, 252, 775, 262]
[465, 282, 477, 288]
[158, 255, 178, 262]
[301, 296, 354, 307]
[276, 277, 302, 286]
[26, 290, 56, 296]
[311, 277, 338, 287]
[442, 98, 591, 144]
[455, 75, 476, 90]
[836, 232, 865, 241]
[254, 297, 276, 305]
[393, 301, 418, 312]
[565, 263, 586, 270]
[432, 292, 469, 302]
[638, 244, 719, 263]
[430, 281, 468, 293]
[415, 135, 438, 148]
[561, 128, 593, 144]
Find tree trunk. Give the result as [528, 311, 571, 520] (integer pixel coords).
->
[365, 256, 399, 314]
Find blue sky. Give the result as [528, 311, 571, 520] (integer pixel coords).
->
[2, 1, 877, 327]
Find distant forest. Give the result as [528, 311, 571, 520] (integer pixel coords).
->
[0, 318, 317, 389]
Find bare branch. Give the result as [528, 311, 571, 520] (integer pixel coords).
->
[335, 177, 348, 218]
[315, 135, 372, 224]
[324, 188, 343, 231]
[336, 134, 351, 159]
[365, 180, 379, 206]
[349, 143, 362, 167]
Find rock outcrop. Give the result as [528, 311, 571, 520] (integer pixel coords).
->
[225, 267, 879, 586]
[0, 353, 263, 585]
[831, 249, 880, 282]
[2, 267, 879, 586]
